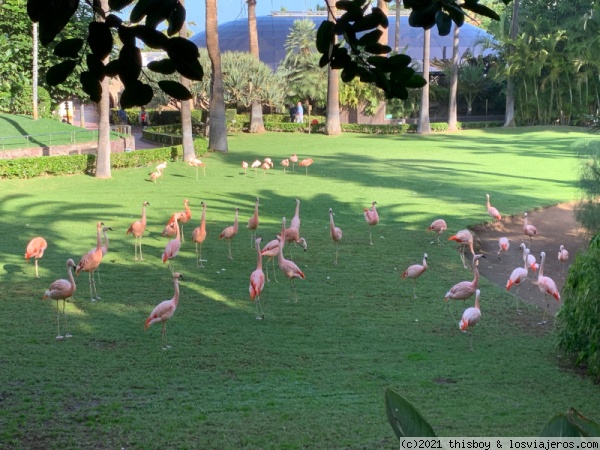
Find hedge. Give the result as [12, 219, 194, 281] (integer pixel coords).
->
[0, 139, 208, 179]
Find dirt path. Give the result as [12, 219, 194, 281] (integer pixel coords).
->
[470, 203, 591, 315]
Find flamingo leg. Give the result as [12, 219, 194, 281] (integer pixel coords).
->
[161, 322, 171, 350]
[468, 331, 474, 352]
[196, 167, 199, 181]
[35, 259, 40, 278]
[63, 300, 72, 338]
[273, 259, 278, 282]
[305, 166, 308, 175]
[139, 237, 144, 260]
[369, 229, 373, 246]
[334, 242, 339, 265]
[436, 235, 442, 246]
[88, 271, 100, 301]
[255, 296, 265, 320]
[413, 279, 418, 299]
[228, 240, 233, 260]
[180, 224, 185, 243]
[459, 247, 468, 269]
[538, 296, 550, 325]
[55, 300, 64, 340]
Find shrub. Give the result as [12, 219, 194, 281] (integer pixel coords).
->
[573, 139, 600, 234]
[556, 234, 600, 382]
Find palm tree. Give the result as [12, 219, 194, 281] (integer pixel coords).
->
[206, 0, 228, 152]
[325, 0, 341, 135]
[504, 0, 519, 127]
[394, 0, 401, 54]
[32, 21, 38, 120]
[417, 28, 431, 134]
[95, 0, 111, 178]
[247, 0, 265, 133]
[377, 0, 389, 49]
[179, 0, 195, 161]
[447, 24, 460, 131]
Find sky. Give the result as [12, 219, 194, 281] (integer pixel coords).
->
[185, 1, 325, 36]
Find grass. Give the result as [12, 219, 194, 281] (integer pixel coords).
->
[0, 113, 119, 150]
[1, 127, 600, 449]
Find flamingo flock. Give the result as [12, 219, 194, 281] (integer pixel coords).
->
[242, 154, 313, 176]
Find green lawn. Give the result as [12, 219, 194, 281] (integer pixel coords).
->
[1, 127, 599, 449]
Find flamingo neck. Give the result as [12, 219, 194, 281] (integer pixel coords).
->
[173, 279, 180, 306]
[200, 207, 206, 231]
[473, 267, 479, 286]
[102, 229, 109, 251]
[475, 294, 480, 310]
[422, 257, 428, 268]
[174, 217, 180, 241]
[96, 225, 102, 250]
[329, 213, 335, 232]
[141, 205, 147, 226]
[256, 244, 263, 270]
[539, 254, 545, 279]
[67, 263, 76, 290]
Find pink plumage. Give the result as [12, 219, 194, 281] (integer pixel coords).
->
[445, 254, 485, 301]
[448, 229, 475, 269]
[25, 236, 48, 278]
[44, 258, 77, 339]
[523, 212, 538, 239]
[364, 201, 379, 245]
[427, 219, 447, 244]
[162, 214, 181, 269]
[486, 194, 501, 221]
[277, 217, 305, 301]
[498, 237, 510, 254]
[459, 289, 481, 332]
[249, 237, 266, 319]
[220, 208, 239, 259]
[532, 251, 560, 324]
[558, 245, 569, 262]
[402, 253, 428, 299]
[145, 273, 183, 350]
[506, 245, 529, 290]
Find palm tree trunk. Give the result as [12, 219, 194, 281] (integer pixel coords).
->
[95, 0, 111, 178]
[179, 0, 195, 161]
[394, 0, 401, 54]
[448, 24, 459, 131]
[206, 0, 228, 152]
[417, 28, 431, 134]
[377, 0, 389, 49]
[247, 0, 265, 133]
[325, 0, 341, 135]
[32, 22, 38, 120]
[504, 0, 519, 128]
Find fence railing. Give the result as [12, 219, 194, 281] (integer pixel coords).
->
[0, 127, 131, 150]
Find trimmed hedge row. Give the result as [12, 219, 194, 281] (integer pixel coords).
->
[0, 139, 208, 179]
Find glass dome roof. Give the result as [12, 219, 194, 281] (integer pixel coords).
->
[190, 14, 494, 71]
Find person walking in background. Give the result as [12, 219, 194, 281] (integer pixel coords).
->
[139, 106, 149, 128]
[295, 101, 303, 123]
[117, 107, 127, 125]
[289, 104, 296, 122]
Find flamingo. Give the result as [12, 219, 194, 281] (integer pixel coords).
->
[241, 161, 248, 175]
[149, 167, 162, 182]
[95, 225, 113, 284]
[427, 219, 447, 245]
[299, 157, 313, 175]
[43, 258, 76, 340]
[364, 201, 379, 245]
[25, 236, 48, 278]
[219, 207, 239, 260]
[486, 193, 501, 222]
[277, 217, 305, 302]
[329, 208, 343, 265]
[144, 272, 183, 350]
[251, 159, 262, 176]
[402, 253, 428, 299]
[444, 254, 485, 317]
[76, 221, 106, 302]
[261, 161, 271, 177]
[290, 153, 298, 172]
[162, 213, 181, 274]
[558, 244, 569, 276]
[261, 238, 279, 282]
[164, 199, 191, 242]
[249, 237, 266, 320]
[156, 161, 168, 172]
[497, 237, 510, 260]
[126, 201, 149, 261]
[282, 226, 308, 258]
[506, 244, 530, 314]
[191, 201, 207, 268]
[188, 158, 205, 180]
[532, 251, 560, 325]
[263, 157, 273, 167]
[459, 289, 481, 351]
[523, 212, 538, 240]
[247, 197, 260, 248]
[281, 158, 289, 174]
[290, 198, 301, 230]
[448, 229, 475, 269]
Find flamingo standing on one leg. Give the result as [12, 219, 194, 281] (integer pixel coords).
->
[427, 219, 447, 245]
[251, 159, 262, 176]
[364, 201, 379, 245]
[506, 244, 530, 314]
[249, 237, 266, 320]
[523, 212, 538, 241]
[25, 236, 48, 278]
[402, 253, 428, 299]
[497, 237, 510, 261]
[188, 158, 205, 180]
[44, 258, 76, 340]
[241, 161, 248, 175]
[486, 194, 501, 223]
[261, 238, 279, 282]
[247, 197, 260, 248]
[290, 153, 298, 172]
[299, 158, 313, 175]
[448, 229, 475, 269]
[281, 158, 289, 174]
[445, 254, 485, 317]
[145, 272, 183, 350]
[191, 202, 207, 268]
[76, 221, 106, 302]
[277, 217, 305, 302]
[162, 214, 181, 274]
[329, 208, 343, 265]
[126, 201, 150, 261]
[532, 251, 561, 325]
[220, 208, 239, 260]
[459, 289, 481, 351]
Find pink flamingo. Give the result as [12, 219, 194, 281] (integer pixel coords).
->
[95, 225, 112, 284]
[145, 272, 183, 350]
[448, 229, 475, 269]
[278, 217, 305, 302]
[261, 238, 279, 282]
[290, 198, 301, 230]
[247, 197, 260, 248]
[558, 244, 569, 276]
[126, 201, 149, 261]
[149, 167, 162, 182]
[427, 219, 447, 245]
[191, 201, 207, 268]
[290, 153, 298, 172]
[242, 161, 249, 175]
[76, 221, 106, 301]
[283, 226, 307, 259]
[44, 258, 76, 339]
[188, 158, 205, 179]
[459, 289, 481, 351]
[445, 254, 485, 314]
[486, 193, 501, 222]
[162, 213, 181, 273]
[219, 207, 239, 260]
[164, 199, 191, 242]
[497, 237, 509, 261]
[299, 157, 313, 175]
[25, 236, 48, 278]
[156, 161, 168, 172]
[329, 208, 343, 265]
[261, 161, 271, 177]
[523, 212, 538, 240]
[532, 251, 560, 325]
[249, 237, 266, 320]
[506, 244, 530, 313]
[281, 158, 289, 174]
[402, 253, 428, 299]
[251, 159, 262, 176]
[364, 201, 379, 245]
